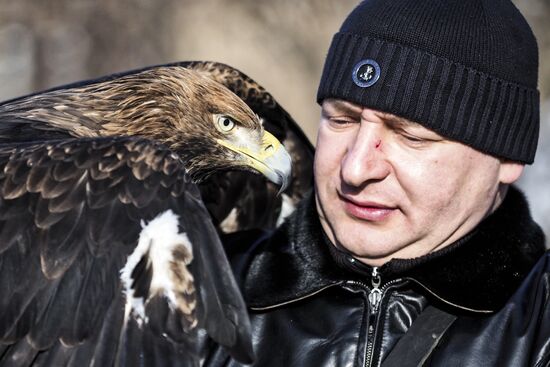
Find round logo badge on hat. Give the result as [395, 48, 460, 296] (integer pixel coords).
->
[352, 59, 381, 88]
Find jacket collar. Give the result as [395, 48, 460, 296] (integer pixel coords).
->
[244, 186, 546, 313]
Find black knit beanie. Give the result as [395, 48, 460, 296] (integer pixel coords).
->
[317, 0, 539, 163]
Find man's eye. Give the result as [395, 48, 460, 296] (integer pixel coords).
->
[326, 117, 357, 128]
[331, 119, 352, 125]
[400, 133, 442, 146]
[402, 134, 424, 142]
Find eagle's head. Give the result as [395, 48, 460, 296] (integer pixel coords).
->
[0, 66, 292, 188]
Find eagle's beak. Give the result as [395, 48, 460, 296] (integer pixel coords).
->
[218, 131, 292, 192]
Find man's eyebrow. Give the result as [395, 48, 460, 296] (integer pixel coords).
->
[323, 99, 362, 114]
[378, 112, 421, 129]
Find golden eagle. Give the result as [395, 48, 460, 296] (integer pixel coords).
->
[0, 61, 313, 366]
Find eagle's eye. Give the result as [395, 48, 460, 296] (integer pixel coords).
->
[216, 115, 235, 132]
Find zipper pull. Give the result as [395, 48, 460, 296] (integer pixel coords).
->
[368, 266, 382, 312]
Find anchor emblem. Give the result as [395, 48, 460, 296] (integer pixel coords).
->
[352, 59, 381, 88]
[360, 65, 375, 82]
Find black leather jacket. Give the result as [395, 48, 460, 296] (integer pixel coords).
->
[205, 187, 549, 366]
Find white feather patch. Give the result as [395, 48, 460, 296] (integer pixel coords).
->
[120, 209, 193, 325]
[276, 193, 295, 226]
[219, 207, 239, 233]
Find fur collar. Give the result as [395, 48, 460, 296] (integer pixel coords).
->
[241, 186, 546, 313]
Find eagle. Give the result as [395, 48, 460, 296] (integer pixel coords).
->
[0, 61, 314, 366]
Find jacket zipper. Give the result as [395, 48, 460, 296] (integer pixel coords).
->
[347, 267, 401, 367]
[364, 267, 381, 367]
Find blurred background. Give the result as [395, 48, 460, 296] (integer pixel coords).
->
[0, 0, 548, 240]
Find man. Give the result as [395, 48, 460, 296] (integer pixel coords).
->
[206, 0, 549, 365]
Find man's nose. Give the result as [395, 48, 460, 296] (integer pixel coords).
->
[340, 123, 391, 187]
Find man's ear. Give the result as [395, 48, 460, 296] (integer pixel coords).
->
[499, 161, 524, 184]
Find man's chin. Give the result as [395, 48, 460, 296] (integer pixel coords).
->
[336, 228, 406, 266]
[336, 242, 402, 266]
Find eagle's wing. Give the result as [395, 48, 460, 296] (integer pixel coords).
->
[0, 61, 314, 233]
[178, 61, 315, 232]
[0, 137, 252, 366]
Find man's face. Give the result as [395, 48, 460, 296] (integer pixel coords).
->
[314, 99, 522, 266]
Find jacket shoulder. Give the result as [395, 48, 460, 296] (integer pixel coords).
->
[430, 250, 550, 366]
